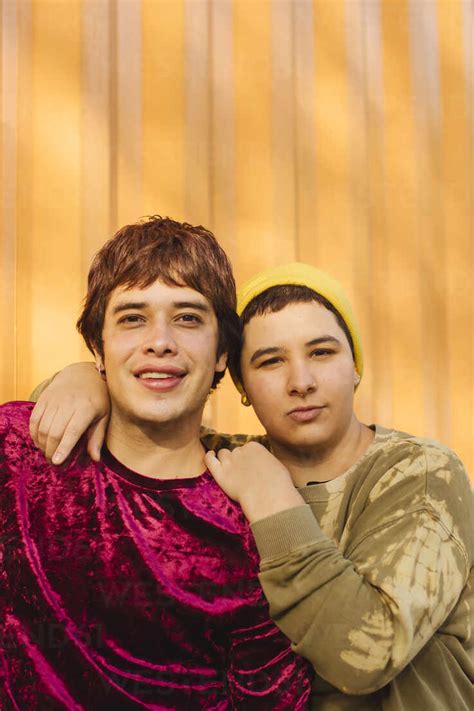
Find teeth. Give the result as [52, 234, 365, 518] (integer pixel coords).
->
[139, 372, 175, 379]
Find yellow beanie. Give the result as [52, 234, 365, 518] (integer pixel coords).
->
[236, 262, 363, 385]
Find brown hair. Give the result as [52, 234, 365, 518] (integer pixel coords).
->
[77, 216, 239, 388]
[229, 284, 355, 383]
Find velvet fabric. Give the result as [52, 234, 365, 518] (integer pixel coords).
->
[0, 402, 312, 710]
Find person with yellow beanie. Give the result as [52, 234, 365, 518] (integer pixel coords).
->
[28, 261, 472, 711]
[203, 262, 472, 710]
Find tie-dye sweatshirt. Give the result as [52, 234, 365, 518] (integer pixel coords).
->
[202, 425, 473, 710]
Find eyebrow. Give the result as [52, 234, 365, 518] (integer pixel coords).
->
[112, 302, 147, 315]
[112, 300, 211, 316]
[173, 301, 211, 313]
[250, 336, 341, 364]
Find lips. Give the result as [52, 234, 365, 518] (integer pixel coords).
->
[133, 365, 186, 392]
[287, 405, 325, 423]
[138, 371, 180, 380]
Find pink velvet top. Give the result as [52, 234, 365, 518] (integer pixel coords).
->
[0, 402, 312, 709]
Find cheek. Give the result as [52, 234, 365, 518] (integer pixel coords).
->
[322, 362, 357, 399]
[243, 372, 283, 414]
[182, 330, 219, 364]
[103, 332, 140, 367]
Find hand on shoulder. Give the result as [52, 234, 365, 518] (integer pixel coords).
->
[29, 362, 110, 464]
[205, 442, 304, 524]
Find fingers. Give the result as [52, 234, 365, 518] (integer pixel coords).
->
[86, 416, 108, 462]
[44, 408, 77, 463]
[204, 450, 221, 477]
[216, 448, 232, 462]
[47, 410, 96, 464]
[31, 403, 108, 465]
[29, 399, 47, 448]
[28, 361, 111, 465]
[35, 404, 61, 457]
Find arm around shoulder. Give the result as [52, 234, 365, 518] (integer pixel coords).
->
[29, 362, 110, 464]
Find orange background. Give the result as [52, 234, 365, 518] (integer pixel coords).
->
[1, 0, 472, 473]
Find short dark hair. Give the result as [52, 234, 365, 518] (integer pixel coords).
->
[77, 216, 239, 388]
[229, 284, 355, 384]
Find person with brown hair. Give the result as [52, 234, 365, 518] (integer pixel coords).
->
[29, 261, 473, 710]
[0, 219, 312, 709]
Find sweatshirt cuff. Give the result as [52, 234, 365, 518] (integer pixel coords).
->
[250, 504, 325, 560]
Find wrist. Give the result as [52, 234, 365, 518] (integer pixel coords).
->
[63, 361, 106, 386]
[62, 361, 97, 377]
[242, 487, 305, 525]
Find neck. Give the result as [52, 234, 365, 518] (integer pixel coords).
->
[105, 411, 206, 479]
[270, 416, 375, 488]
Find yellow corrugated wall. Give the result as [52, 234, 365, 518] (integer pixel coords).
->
[1, 0, 472, 473]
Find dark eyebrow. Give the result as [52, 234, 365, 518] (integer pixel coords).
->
[112, 300, 211, 316]
[305, 336, 341, 347]
[172, 301, 211, 313]
[250, 347, 282, 364]
[250, 336, 341, 364]
[112, 301, 147, 315]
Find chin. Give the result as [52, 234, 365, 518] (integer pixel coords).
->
[118, 401, 183, 427]
[274, 429, 330, 452]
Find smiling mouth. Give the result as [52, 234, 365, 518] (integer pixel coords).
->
[135, 371, 186, 391]
[137, 372, 183, 380]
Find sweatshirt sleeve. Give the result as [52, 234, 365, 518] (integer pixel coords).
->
[250, 446, 472, 695]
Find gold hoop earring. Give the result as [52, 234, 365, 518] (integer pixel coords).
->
[241, 394, 251, 407]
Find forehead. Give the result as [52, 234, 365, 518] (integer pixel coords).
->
[106, 278, 213, 310]
[243, 301, 344, 344]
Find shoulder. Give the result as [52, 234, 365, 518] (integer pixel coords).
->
[371, 426, 469, 487]
[364, 426, 472, 550]
[200, 427, 269, 452]
[194, 475, 260, 564]
[0, 401, 34, 437]
[0, 402, 41, 485]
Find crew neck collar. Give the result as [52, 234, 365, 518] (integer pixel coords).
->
[302, 424, 379, 490]
[101, 445, 210, 491]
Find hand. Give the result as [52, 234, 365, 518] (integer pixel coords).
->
[204, 442, 305, 524]
[29, 362, 110, 464]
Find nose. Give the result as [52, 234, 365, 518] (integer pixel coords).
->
[287, 359, 316, 397]
[141, 320, 178, 357]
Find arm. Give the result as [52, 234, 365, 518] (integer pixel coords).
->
[30, 376, 56, 402]
[29, 362, 110, 464]
[206, 444, 472, 694]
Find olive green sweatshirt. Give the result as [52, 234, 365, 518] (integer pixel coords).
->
[203, 426, 473, 710]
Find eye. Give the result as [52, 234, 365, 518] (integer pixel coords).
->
[310, 348, 334, 358]
[258, 357, 282, 368]
[118, 314, 145, 325]
[175, 313, 203, 325]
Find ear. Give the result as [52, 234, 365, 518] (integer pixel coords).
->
[215, 351, 228, 374]
[95, 354, 106, 376]
[353, 370, 361, 387]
